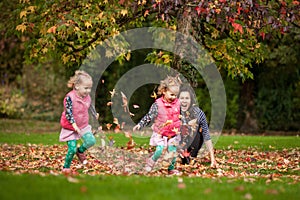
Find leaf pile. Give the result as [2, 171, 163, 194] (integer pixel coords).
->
[0, 143, 299, 183]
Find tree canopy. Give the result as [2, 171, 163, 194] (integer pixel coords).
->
[14, 0, 300, 80]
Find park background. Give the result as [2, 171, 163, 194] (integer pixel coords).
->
[0, 1, 299, 199]
[0, 0, 299, 134]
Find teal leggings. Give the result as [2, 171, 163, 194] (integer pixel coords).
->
[63, 132, 96, 168]
[152, 145, 177, 171]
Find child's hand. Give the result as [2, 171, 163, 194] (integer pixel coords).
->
[96, 113, 99, 120]
[133, 124, 141, 131]
[72, 123, 81, 134]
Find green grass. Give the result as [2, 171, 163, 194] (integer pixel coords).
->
[0, 132, 59, 145]
[1, 118, 299, 150]
[1, 118, 60, 134]
[0, 119, 299, 200]
[215, 135, 300, 150]
[0, 132, 299, 151]
[0, 171, 299, 200]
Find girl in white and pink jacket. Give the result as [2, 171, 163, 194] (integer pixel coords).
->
[59, 70, 97, 174]
[133, 76, 182, 175]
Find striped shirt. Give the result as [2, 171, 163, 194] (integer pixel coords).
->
[181, 106, 210, 141]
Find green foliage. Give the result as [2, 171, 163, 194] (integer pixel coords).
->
[0, 87, 25, 118]
[146, 0, 299, 81]
[203, 23, 267, 80]
[20, 61, 67, 121]
[256, 29, 300, 131]
[15, 0, 146, 68]
[0, 0, 25, 87]
[223, 76, 240, 129]
[14, 0, 299, 79]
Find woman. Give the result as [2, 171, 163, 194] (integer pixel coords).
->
[178, 85, 217, 167]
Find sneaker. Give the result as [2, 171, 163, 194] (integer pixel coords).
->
[168, 169, 182, 176]
[145, 157, 155, 172]
[62, 168, 71, 175]
[181, 156, 191, 165]
[76, 151, 88, 165]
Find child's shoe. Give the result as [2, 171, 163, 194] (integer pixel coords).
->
[168, 169, 182, 176]
[144, 157, 155, 172]
[62, 168, 72, 175]
[76, 151, 88, 165]
[181, 156, 191, 165]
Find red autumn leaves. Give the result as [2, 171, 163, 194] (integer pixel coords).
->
[0, 143, 299, 180]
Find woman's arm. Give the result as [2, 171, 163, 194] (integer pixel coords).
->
[205, 139, 217, 168]
[193, 107, 210, 141]
[193, 106, 217, 167]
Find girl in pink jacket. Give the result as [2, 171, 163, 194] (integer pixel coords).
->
[59, 70, 97, 174]
[133, 76, 182, 175]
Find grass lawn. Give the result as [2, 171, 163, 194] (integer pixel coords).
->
[0, 131, 298, 150]
[0, 119, 299, 200]
[1, 171, 299, 200]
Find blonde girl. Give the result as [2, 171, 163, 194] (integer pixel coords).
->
[133, 76, 182, 175]
[59, 70, 97, 174]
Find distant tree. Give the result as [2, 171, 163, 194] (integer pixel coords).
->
[0, 0, 24, 85]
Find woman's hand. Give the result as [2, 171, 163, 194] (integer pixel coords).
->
[205, 139, 218, 168]
[210, 159, 218, 168]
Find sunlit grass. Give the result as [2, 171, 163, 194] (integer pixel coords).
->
[0, 171, 299, 200]
[0, 119, 299, 200]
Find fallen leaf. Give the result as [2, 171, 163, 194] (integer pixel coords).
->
[80, 186, 88, 193]
[265, 189, 279, 195]
[244, 193, 252, 200]
[177, 182, 186, 189]
[120, 91, 129, 113]
[234, 185, 245, 191]
[113, 118, 119, 124]
[67, 176, 80, 183]
[133, 104, 140, 109]
[106, 123, 112, 130]
[204, 188, 212, 194]
[109, 89, 116, 97]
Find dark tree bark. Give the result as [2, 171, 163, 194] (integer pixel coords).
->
[238, 79, 259, 133]
[172, 6, 192, 71]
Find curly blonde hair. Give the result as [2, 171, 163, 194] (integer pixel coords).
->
[157, 75, 182, 96]
[67, 70, 92, 88]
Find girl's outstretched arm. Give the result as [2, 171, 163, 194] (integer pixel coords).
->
[134, 103, 158, 129]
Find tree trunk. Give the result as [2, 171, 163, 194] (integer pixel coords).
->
[172, 6, 192, 71]
[238, 79, 259, 133]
